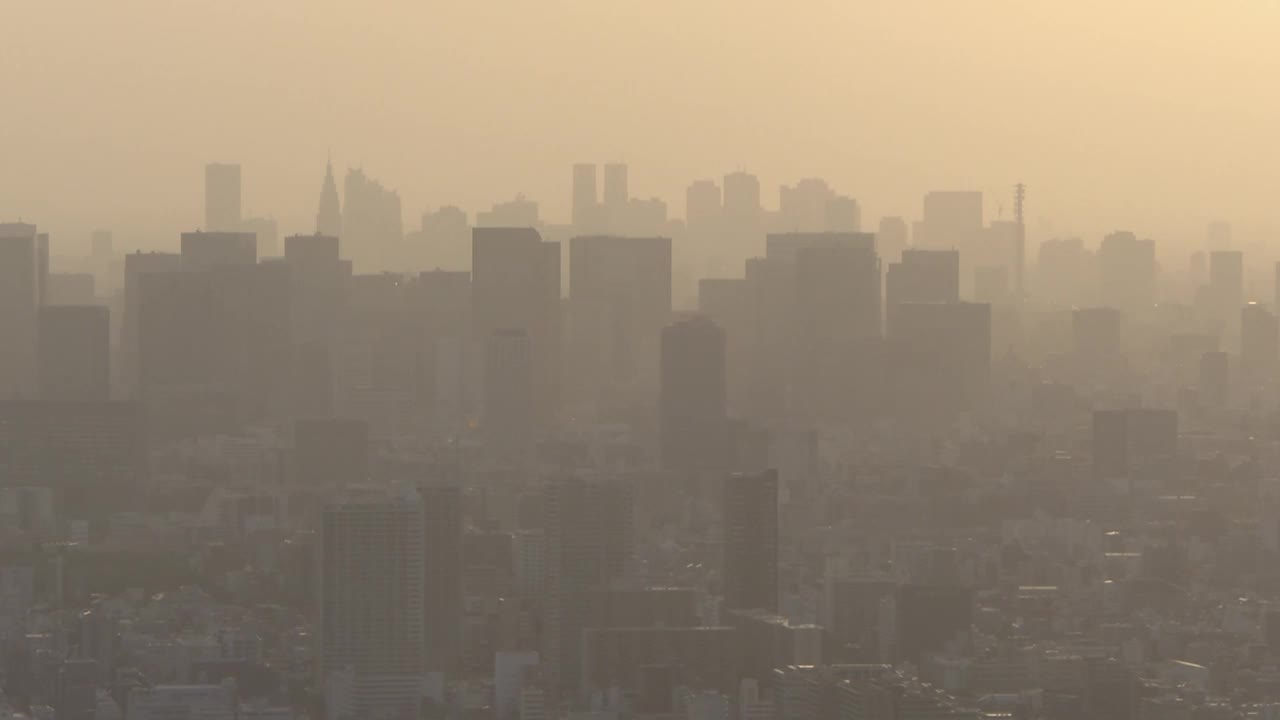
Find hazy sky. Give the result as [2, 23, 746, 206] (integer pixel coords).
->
[4, 1, 1280, 256]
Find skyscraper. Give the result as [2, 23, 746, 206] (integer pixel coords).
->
[204, 163, 242, 231]
[543, 476, 634, 690]
[180, 231, 257, 270]
[472, 228, 561, 422]
[1097, 231, 1156, 314]
[342, 167, 404, 272]
[121, 251, 182, 394]
[483, 329, 534, 453]
[659, 316, 727, 471]
[0, 223, 39, 397]
[316, 156, 342, 237]
[1241, 302, 1277, 382]
[603, 162, 628, 231]
[421, 482, 463, 674]
[37, 306, 110, 402]
[722, 469, 779, 613]
[568, 235, 673, 388]
[319, 497, 425, 718]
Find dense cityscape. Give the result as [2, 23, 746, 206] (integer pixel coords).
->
[0, 150, 1278, 720]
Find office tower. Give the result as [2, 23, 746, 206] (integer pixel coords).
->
[1241, 302, 1279, 382]
[1199, 351, 1229, 409]
[888, 302, 991, 412]
[293, 418, 369, 485]
[121, 251, 182, 393]
[572, 162, 599, 231]
[685, 180, 722, 242]
[204, 163, 242, 231]
[603, 162, 628, 231]
[0, 400, 146, 521]
[779, 178, 859, 233]
[45, 273, 96, 306]
[320, 497, 425, 719]
[421, 482, 463, 674]
[894, 585, 973, 665]
[420, 205, 471, 270]
[792, 244, 881, 418]
[495, 651, 540, 720]
[568, 235, 673, 389]
[1092, 408, 1178, 479]
[483, 330, 533, 453]
[0, 223, 39, 397]
[1208, 249, 1244, 323]
[35, 233, 49, 307]
[38, 306, 109, 401]
[916, 191, 983, 248]
[472, 228, 561, 422]
[1037, 236, 1091, 307]
[825, 576, 898, 661]
[342, 167, 404, 272]
[476, 195, 540, 228]
[409, 269, 473, 422]
[723, 171, 762, 256]
[316, 156, 343, 237]
[722, 469, 779, 613]
[659, 316, 727, 470]
[543, 476, 634, 689]
[180, 231, 256, 270]
[238, 215, 279, 258]
[139, 262, 291, 429]
[764, 231, 875, 264]
[877, 216, 909, 264]
[885, 249, 960, 334]
[1097, 231, 1156, 313]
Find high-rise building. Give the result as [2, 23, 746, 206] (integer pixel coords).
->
[0, 223, 39, 397]
[1208, 249, 1245, 325]
[723, 171, 762, 257]
[543, 476, 634, 689]
[293, 418, 369, 486]
[316, 157, 343, 237]
[320, 497, 425, 719]
[472, 228, 561, 422]
[779, 178, 859, 233]
[886, 249, 960, 333]
[342, 168, 404, 272]
[887, 302, 991, 412]
[121, 251, 182, 394]
[568, 235, 672, 389]
[915, 191, 983, 250]
[659, 316, 727, 471]
[483, 329, 534, 453]
[180, 231, 257, 270]
[685, 180, 722, 243]
[0, 400, 146, 521]
[1092, 407, 1178, 480]
[603, 162, 628, 230]
[1241, 302, 1278, 382]
[204, 163, 242, 231]
[1199, 351, 1229, 409]
[421, 482, 463, 674]
[1097, 231, 1156, 314]
[37, 306, 110, 401]
[723, 469, 779, 613]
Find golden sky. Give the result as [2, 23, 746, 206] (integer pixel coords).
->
[3, 0, 1279, 255]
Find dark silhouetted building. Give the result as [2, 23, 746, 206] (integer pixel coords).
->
[180, 231, 256, 270]
[660, 316, 727, 470]
[472, 228, 561, 424]
[483, 329, 533, 453]
[723, 469, 779, 613]
[1241, 302, 1278, 382]
[894, 585, 973, 665]
[0, 223, 39, 397]
[38, 305, 109, 402]
[421, 482, 463, 673]
[1093, 407, 1178, 480]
